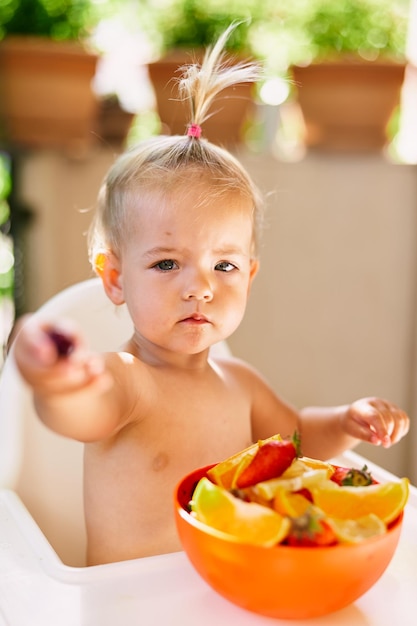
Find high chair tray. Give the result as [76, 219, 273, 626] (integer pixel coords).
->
[0, 450, 416, 626]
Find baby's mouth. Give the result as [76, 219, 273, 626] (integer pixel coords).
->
[180, 313, 210, 324]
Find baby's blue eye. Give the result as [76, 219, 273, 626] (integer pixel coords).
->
[155, 259, 177, 271]
[215, 261, 236, 272]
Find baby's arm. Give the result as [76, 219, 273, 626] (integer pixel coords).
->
[12, 317, 137, 442]
[235, 360, 409, 460]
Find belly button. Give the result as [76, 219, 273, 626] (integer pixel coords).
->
[152, 452, 169, 472]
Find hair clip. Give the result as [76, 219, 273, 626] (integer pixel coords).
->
[187, 124, 202, 139]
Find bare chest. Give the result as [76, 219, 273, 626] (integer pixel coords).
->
[83, 362, 254, 562]
[134, 369, 252, 466]
[85, 365, 253, 505]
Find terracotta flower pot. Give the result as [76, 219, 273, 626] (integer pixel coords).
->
[292, 59, 406, 152]
[0, 36, 99, 151]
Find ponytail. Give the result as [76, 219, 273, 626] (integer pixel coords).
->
[178, 22, 261, 140]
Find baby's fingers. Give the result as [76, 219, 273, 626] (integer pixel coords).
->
[385, 406, 410, 445]
[347, 397, 409, 447]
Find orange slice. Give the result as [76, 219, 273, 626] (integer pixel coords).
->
[272, 488, 312, 517]
[207, 434, 282, 489]
[312, 478, 409, 524]
[191, 477, 290, 547]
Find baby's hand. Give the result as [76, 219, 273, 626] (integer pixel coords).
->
[13, 317, 111, 396]
[342, 397, 409, 448]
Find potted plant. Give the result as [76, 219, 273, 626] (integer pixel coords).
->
[0, 0, 102, 151]
[272, 0, 410, 152]
[0, 0, 132, 151]
[145, 0, 268, 145]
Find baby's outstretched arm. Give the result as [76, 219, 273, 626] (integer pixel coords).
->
[12, 316, 130, 442]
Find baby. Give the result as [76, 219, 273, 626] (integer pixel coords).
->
[13, 26, 409, 565]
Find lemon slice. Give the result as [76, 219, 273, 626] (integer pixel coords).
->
[207, 446, 257, 489]
[327, 514, 386, 543]
[279, 459, 311, 478]
[254, 469, 330, 500]
[230, 453, 258, 489]
[191, 477, 290, 547]
[312, 478, 409, 524]
[298, 456, 335, 477]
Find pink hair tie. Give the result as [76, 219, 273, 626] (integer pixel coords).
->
[187, 124, 202, 139]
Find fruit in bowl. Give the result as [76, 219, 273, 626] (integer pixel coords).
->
[174, 435, 409, 620]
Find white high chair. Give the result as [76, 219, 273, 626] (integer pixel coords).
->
[0, 278, 230, 566]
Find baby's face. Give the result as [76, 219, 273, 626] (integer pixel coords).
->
[117, 185, 258, 357]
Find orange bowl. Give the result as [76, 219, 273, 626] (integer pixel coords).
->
[174, 464, 404, 620]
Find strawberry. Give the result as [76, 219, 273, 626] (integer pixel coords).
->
[331, 464, 375, 487]
[236, 432, 301, 489]
[286, 511, 337, 547]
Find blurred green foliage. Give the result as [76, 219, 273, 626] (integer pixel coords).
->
[142, 0, 409, 73]
[0, 1, 409, 68]
[0, 0, 130, 41]
[286, 0, 408, 64]
[0, 154, 13, 300]
[0, 0, 97, 40]
[144, 0, 267, 55]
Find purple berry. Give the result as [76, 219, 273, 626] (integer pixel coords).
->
[46, 329, 74, 357]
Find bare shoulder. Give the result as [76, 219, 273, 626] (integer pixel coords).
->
[211, 354, 299, 440]
[209, 354, 269, 389]
[104, 349, 154, 375]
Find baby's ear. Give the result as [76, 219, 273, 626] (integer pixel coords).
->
[94, 252, 125, 305]
[248, 257, 260, 288]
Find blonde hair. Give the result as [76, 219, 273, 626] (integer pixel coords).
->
[89, 23, 263, 269]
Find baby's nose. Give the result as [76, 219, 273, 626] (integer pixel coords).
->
[184, 288, 213, 301]
[183, 273, 213, 301]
